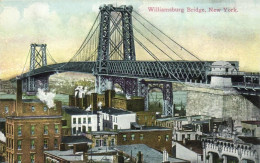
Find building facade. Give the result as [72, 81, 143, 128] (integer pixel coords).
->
[99, 108, 136, 130]
[86, 131, 117, 148]
[5, 80, 62, 163]
[136, 111, 157, 126]
[62, 107, 99, 136]
[117, 126, 172, 154]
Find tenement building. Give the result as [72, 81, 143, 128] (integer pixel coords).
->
[117, 126, 172, 155]
[5, 80, 62, 163]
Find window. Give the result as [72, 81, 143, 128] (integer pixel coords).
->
[17, 155, 22, 163]
[73, 118, 76, 124]
[88, 117, 91, 124]
[78, 127, 81, 133]
[110, 138, 115, 146]
[31, 106, 35, 112]
[165, 135, 169, 141]
[55, 124, 59, 134]
[83, 126, 86, 133]
[62, 120, 67, 126]
[95, 140, 100, 147]
[103, 139, 107, 146]
[18, 126, 22, 136]
[78, 118, 81, 124]
[73, 127, 76, 134]
[30, 154, 35, 163]
[43, 106, 47, 112]
[5, 106, 8, 113]
[131, 134, 135, 140]
[187, 134, 191, 140]
[17, 140, 22, 150]
[44, 139, 48, 149]
[44, 125, 48, 135]
[54, 139, 58, 148]
[83, 118, 86, 124]
[31, 139, 35, 149]
[88, 127, 92, 132]
[123, 135, 127, 141]
[158, 136, 161, 142]
[31, 125, 35, 135]
[140, 134, 144, 140]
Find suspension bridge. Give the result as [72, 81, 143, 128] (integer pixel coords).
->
[16, 4, 260, 115]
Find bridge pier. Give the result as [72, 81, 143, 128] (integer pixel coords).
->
[22, 76, 49, 94]
[95, 75, 138, 96]
[138, 80, 174, 116]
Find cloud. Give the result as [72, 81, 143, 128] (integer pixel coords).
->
[0, 7, 20, 31]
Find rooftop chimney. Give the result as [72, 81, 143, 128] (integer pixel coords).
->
[16, 79, 23, 115]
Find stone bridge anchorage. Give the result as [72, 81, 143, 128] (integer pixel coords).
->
[16, 4, 260, 116]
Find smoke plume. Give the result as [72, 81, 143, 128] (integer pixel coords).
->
[36, 88, 56, 108]
[0, 131, 6, 142]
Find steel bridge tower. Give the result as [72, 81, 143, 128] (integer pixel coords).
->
[23, 44, 49, 94]
[95, 5, 138, 94]
[96, 4, 135, 74]
[95, 5, 174, 116]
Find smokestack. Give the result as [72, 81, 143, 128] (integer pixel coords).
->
[16, 79, 22, 115]
[105, 90, 115, 108]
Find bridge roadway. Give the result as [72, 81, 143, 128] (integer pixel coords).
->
[20, 60, 216, 82]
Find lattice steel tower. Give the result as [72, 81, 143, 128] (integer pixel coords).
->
[30, 43, 47, 71]
[97, 4, 135, 73]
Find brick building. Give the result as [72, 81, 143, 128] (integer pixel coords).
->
[117, 126, 172, 155]
[5, 80, 62, 163]
[0, 140, 6, 162]
[136, 111, 157, 126]
[86, 131, 117, 148]
[44, 136, 91, 163]
[0, 99, 16, 118]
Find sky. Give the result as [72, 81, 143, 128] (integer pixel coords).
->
[0, 0, 259, 80]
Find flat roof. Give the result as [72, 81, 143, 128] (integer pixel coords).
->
[44, 150, 83, 161]
[90, 131, 118, 135]
[62, 136, 92, 145]
[63, 107, 94, 115]
[177, 140, 203, 154]
[0, 99, 16, 101]
[241, 121, 260, 125]
[115, 144, 187, 163]
[22, 99, 42, 103]
[118, 126, 171, 132]
[100, 108, 134, 115]
[6, 115, 62, 120]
